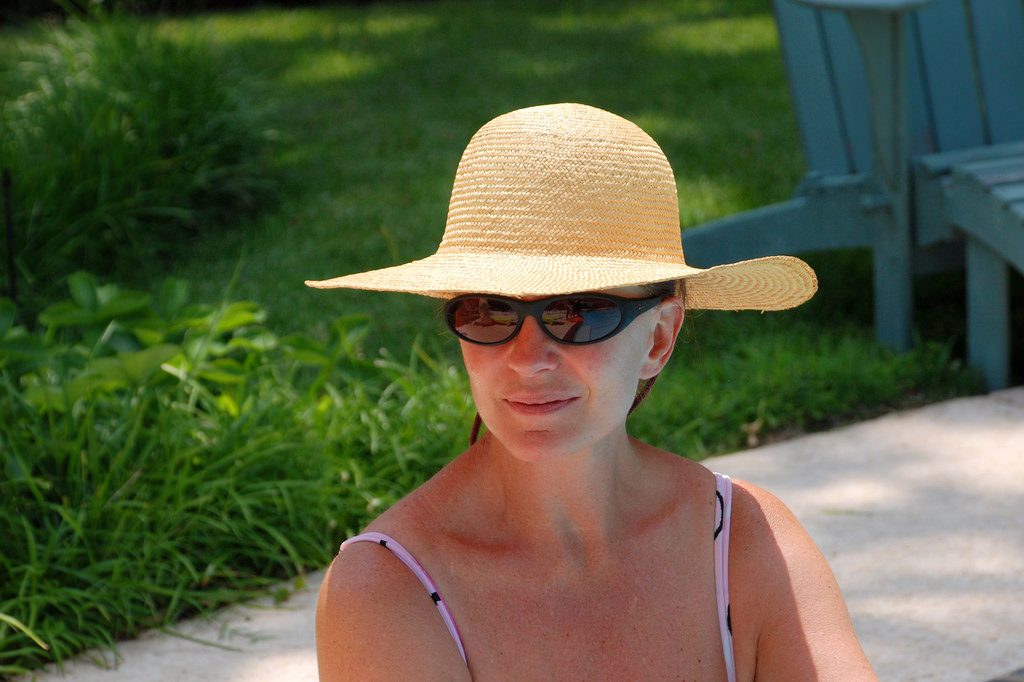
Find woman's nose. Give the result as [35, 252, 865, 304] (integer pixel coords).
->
[505, 316, 558, 375]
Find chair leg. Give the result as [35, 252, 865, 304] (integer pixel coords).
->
[873, 216, 914, 352]
[966, 238, 1010, 391]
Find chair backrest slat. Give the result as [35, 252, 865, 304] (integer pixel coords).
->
[909, 0, 986, 153]
[818, 11, 874, 172]
[969, 0, 1024, 143]
[905, 21, 933, 156]
[773, 0, 855, 175]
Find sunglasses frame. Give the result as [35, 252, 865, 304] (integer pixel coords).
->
[444, 293, 664, 346]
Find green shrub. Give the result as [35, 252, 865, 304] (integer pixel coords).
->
[0, 17, 275, 313]
[0, 273, 473, 674]
[631, 313, 983, 457]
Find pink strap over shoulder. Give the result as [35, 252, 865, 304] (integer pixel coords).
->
[714, 472, 736, 682]
[340, 531, 468, 665]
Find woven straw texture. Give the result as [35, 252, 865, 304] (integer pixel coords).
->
[306, 103, 817, 311]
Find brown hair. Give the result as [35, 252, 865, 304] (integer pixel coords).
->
[627, 279, 685, 415]
[643, 279, 685, 304]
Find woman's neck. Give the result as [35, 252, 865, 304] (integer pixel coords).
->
[468, 430, 663, 569]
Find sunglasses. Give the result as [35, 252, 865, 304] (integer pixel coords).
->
[444, 293, 663, 346]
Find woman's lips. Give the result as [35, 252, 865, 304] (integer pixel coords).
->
[504, 397, 578, 415]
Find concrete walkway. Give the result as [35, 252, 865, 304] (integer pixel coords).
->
[18, 388, 1024, 681]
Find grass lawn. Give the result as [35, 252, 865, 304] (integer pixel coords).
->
[144, 0, 981, 450]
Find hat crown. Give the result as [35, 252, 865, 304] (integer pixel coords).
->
[439, 103, 684, 264]
[306, 102, 816, 312]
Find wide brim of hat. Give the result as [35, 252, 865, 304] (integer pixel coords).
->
[305, 252, 817, 311]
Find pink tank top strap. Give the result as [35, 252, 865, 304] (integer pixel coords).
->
[714, 472, 736, 682]
[340, 531, 468, 665]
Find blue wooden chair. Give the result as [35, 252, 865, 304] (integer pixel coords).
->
[682, 0, 1024, 390]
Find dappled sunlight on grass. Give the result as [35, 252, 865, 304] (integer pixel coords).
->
[647, 17, 777, 56]
[164, 8, 437, 45]
[498, 54, 578, 81]
[282, 49, 380, 86]
[531, 7, 668, 33]
[531, 0, 772, 33]
[678, 178, 753, 228]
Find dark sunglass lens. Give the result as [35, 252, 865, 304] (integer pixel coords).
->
[544, 297, 622, 342]
[451, 297, 519, 344]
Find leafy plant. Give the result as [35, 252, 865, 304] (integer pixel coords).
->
[0, 274, 473, 674]
[0, 16, 275, 313]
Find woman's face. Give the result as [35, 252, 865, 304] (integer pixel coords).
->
[459, 287, 683, 462]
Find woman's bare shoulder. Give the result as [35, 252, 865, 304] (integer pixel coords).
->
[726, 478, 878, 680]
[315, 534, 469, 681]
[315, 455, 473, 681]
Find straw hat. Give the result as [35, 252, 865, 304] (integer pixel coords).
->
[306, 103, 816, 310]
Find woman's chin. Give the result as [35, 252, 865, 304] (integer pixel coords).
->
[482, 426, 600, 465]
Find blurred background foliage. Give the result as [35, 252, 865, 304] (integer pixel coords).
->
[0, 15, 275, 313]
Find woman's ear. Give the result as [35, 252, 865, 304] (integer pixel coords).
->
[640, 298, 684, 380]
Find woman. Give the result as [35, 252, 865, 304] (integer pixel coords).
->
[308, 103, 876, 680]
